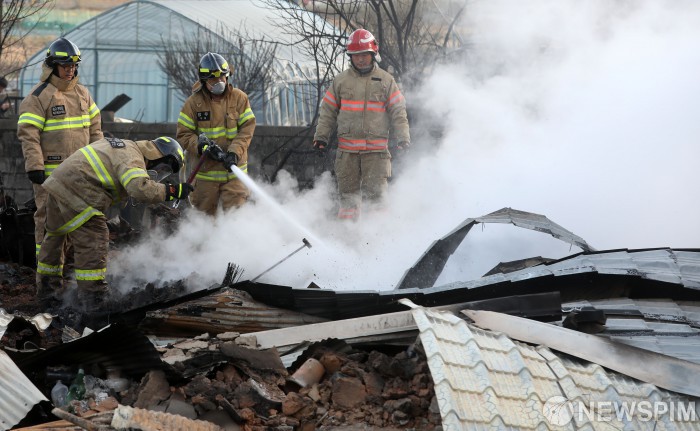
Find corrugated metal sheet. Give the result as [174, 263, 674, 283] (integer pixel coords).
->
[408, 303, 700, 430]
[6, 323, 175, 380]
[0, 350, 47, 431]
[18, 0, 336, 123]
[137, 287, 327, 337]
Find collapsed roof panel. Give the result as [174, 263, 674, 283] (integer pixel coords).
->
[395, 207, 596, 290]
[461, 307, 700, 398]
[564, 298, 700, 364]
[404, 302, 700, 429]
[232, 249, 700, 323]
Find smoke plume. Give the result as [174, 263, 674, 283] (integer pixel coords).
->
[110, 0, 700, 292]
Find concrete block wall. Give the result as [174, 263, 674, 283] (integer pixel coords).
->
[0, 119, 334, 208]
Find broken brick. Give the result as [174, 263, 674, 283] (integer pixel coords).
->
[331, 375, 366, 409]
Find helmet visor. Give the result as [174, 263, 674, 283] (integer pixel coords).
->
[147, 160, 176, 183]
[201, 68, 227, 78]
[56, 54, 80, 64]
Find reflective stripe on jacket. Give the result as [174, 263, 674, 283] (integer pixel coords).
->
[17, 65, 103, 173]
[314, 64, 410, 152]
[42, 139, 166, 228]
[176, 82, 256, 182]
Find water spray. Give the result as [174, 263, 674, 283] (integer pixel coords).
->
[227, 164, 323, 246]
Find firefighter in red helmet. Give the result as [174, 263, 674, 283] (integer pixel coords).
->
[313, 29, 410, 221]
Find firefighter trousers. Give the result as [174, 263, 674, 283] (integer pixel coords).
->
[191, 177, 249, 216]
[32, 183, 48, 250]
[36, 194, 109, 307]
[334, 151, 391, 220]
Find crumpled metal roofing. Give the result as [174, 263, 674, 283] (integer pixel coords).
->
[0, 310, 53, 339]
[405, 301, 700, 430]
[395, 207, 596, 290]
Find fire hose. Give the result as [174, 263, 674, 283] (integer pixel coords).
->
[171, 152, 206, 209]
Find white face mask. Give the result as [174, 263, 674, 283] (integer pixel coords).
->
[209, 81, 226, 95]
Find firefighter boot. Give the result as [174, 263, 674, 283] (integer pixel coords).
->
[36, 275, 64, 310]
[76, 281, 111, 313]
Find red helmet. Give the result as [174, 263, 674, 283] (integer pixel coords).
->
[346, 29, 379, 56]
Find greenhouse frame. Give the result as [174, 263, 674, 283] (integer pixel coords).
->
[18, 0, 339, 126]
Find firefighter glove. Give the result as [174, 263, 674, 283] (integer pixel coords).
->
[196, 133, 213, 155]
[164, 183, 194, 201]
[205, 143, 226, 162]
[396, 141, 410, 150]
[27, 170, 45, 185]
[222, 152, 239, 169]
[313, 140, 327, 150]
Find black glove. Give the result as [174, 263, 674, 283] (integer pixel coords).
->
[164, 183, 194, 201]
[222, 152, 239, 169]
[396, 141, 410, 150]
[197, 134, 212, 155]
[206, 144, 226, 162]
[27, 170, 45, 185]
[313, 140, 327, 150]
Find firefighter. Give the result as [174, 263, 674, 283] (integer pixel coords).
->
[17, 37, 103, 260]
[313, 29, 410, 221]
[176, 52, 256, 216]
[35, 136, 192, 311]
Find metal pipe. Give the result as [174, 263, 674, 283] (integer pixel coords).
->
[252, 238, 311, 282]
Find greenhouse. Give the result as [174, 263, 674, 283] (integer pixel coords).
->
[18, 0, 337, 126]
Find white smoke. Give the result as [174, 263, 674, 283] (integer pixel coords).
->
[110, 0, 700, 292]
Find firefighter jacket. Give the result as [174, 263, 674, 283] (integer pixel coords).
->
[176, 81, 256, 183]
[18, 64, 103, 176]
[42, 138, 167, 234]
[314, 64, 410, 152]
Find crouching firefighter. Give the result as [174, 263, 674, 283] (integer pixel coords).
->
[36, 136, 192, 311]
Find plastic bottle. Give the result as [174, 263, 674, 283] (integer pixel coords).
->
[66, 368, 86, 401]
[51, 380, 68, 408]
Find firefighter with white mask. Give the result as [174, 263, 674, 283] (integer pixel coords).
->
[313, 29, 410, 221]
[36, 136, 191, 311]
[18, 37, 103, 260]
[176, 52, 256, 216]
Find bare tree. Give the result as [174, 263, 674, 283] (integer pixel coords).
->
[263, 0, 466, 92]
[157, 23, 278, 102]
[259, 0, 349, 125]
[0, 0, 54, 77]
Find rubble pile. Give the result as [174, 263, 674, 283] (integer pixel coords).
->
[1, 261, 442, 430]
[28, 332, 441, 430]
